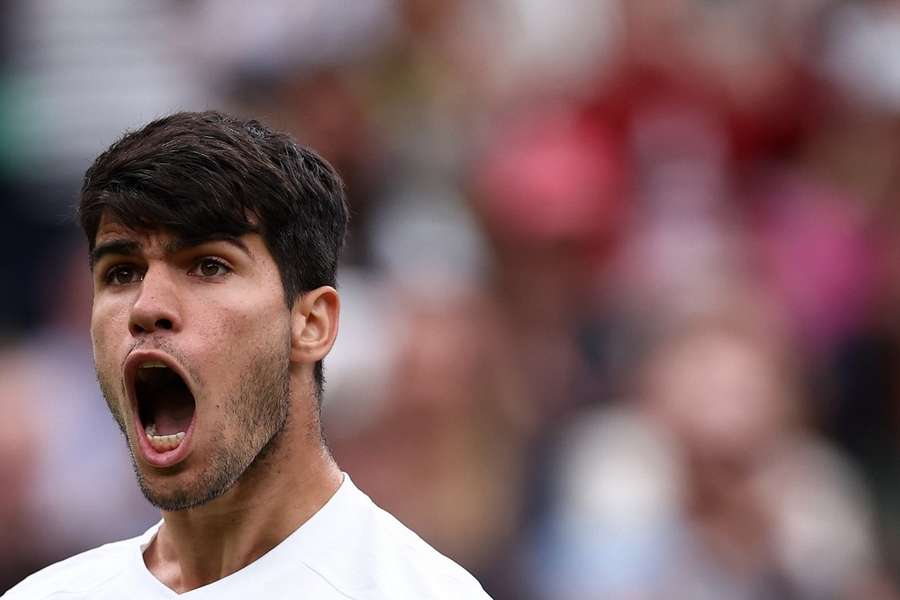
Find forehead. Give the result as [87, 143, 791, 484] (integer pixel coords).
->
[93, 202, 260, 243]
[92, 211, 264, 262]
[95, 212, 143, 242]
[93, 215, 184, 253]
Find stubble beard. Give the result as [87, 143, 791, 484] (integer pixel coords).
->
[97, 340, 292, 511]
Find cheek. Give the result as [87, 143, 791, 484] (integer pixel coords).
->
[197, 295, 290, 361]
[90, 327, 126, 410]
[191, 302, 290, 412]
[90, 303, 121, 367]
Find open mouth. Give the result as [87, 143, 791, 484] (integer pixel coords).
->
[132, 361, 196, 455]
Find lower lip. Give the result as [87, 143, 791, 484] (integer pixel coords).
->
[134, 413, 197, 468]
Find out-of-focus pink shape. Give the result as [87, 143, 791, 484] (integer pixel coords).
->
[759, 178, 876, 352]
[475, 108, 625, 244]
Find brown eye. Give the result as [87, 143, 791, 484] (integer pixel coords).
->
[193, 258, 230, 278]
[105, 265, 143, 286]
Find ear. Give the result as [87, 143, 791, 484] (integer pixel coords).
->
[290, 286, 340, 365]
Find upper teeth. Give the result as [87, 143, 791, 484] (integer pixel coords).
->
[140, 362, 168, 369]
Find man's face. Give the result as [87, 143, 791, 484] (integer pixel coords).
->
[89, 213, 293, 510]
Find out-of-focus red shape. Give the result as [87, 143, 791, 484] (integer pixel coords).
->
[475, 109, 625, 245]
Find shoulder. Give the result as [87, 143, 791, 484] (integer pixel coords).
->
[296, 477, 492, 599]
[3, 535, 142, 600]
[363, 501, 492, 598]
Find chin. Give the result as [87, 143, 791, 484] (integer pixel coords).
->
[137, 459, 242, 512]
[140, 481, 209, 511]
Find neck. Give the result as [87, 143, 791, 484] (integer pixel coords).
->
[143, 416, 342, 593]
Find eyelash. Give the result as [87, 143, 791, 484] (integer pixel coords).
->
[102, 258, 232, 286]
[103, 264, 143, 286]
[189, 257, 231, 278]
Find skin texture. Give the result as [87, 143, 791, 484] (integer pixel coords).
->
[89, 212, 343, 592]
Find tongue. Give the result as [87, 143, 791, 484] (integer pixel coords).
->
[151, 386, 195, 436]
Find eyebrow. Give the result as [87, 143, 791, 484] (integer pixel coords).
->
[90, 234, 252, 269]
[90, 239, 140, 269]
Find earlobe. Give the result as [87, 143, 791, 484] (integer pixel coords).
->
[290, 286, 340, 365]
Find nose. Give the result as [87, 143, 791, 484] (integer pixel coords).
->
[128, 265, 183, 337]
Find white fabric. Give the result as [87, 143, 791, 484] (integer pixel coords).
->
[4, 474, 491, 599]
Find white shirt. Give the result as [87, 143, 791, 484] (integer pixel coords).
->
[4, 475, 492, 599]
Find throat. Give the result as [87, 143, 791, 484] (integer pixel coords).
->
[149, 398, 194, 435]
[136, 365, 196, 438]
[138, 377, 196, 437]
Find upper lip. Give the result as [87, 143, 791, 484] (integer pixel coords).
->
[122, 349, 194, 420]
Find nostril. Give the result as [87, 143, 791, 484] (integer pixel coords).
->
[156, 319, 173, 330]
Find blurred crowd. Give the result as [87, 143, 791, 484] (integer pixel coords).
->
[3, 0, 900, 597]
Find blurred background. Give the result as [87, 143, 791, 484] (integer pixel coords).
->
[3, 0, 900, 597]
